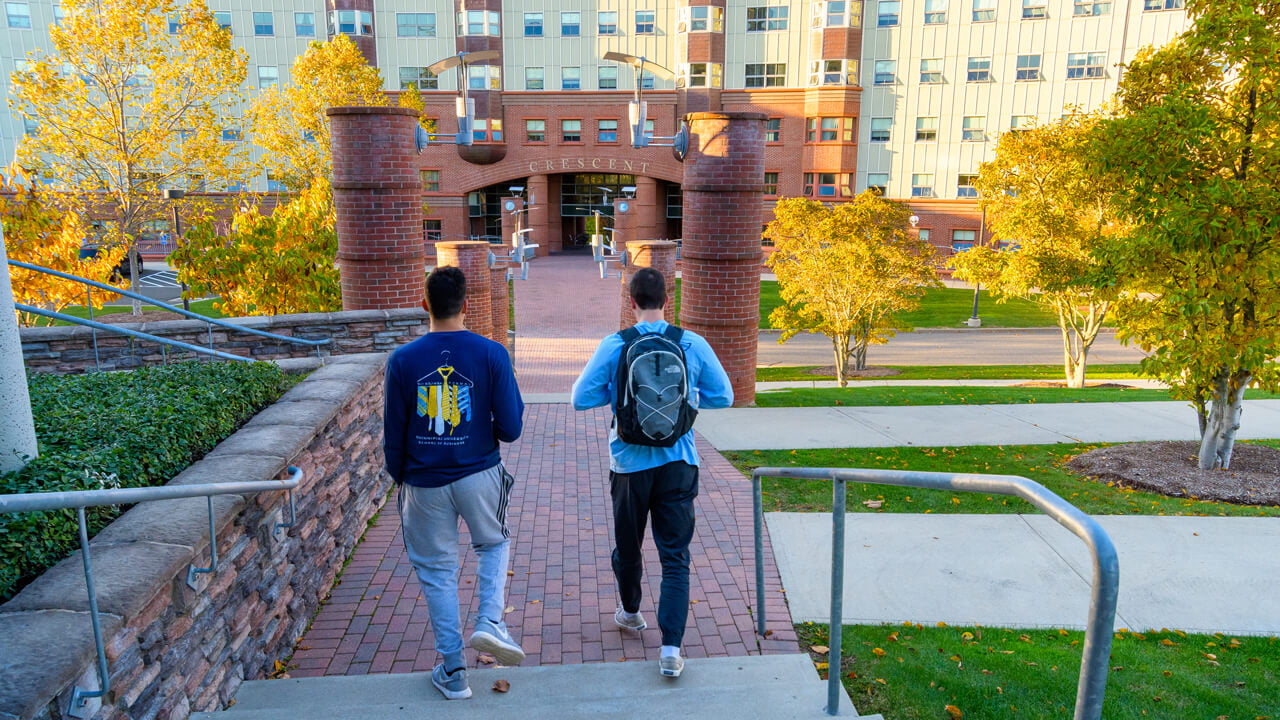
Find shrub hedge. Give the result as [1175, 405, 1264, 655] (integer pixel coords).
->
[0, 361, 295, 603]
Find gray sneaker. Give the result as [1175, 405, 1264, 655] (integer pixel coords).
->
[659, 653, 685, 678]
[614, 605, 647, 632]
[469, 617, 526, 666]
[431, 664, 471, 700]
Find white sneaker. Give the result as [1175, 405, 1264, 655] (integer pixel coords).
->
[469, 617, 526, 666]
[659, 654, 684, 678]
[614, 605, 647, 632]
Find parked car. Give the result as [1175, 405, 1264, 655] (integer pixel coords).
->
[78, 243, 140, 281]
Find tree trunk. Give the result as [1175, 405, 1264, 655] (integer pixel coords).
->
[1197, 369, 1250, 470]
[832, 334, 851, 388]
[852, 336, 869, 372]
[128, 245, 142, 315]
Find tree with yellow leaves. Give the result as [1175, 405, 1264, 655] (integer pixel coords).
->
[8, 0, 249, 315]
[1, 169, 127, 326]
[766, 194, 940, 386]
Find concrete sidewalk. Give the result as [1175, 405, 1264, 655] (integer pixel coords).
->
[695, 399, 1280, 450]
[766, 513, 1280, 636]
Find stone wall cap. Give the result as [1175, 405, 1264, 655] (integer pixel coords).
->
[172, 454, 289, 488]
[241, 399, 343, 432]
[92, 495, 244, 549]
[685, 111, 769, 122]
[4, 543, 191, 617]
[0, 610, 124, 720]
[628, 240, 678, 249]
[436, 241, 493, 250]
[326, 106, 420, 117]
[203, 423, 316, 465]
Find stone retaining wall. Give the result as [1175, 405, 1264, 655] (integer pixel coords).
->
[19, 310, 428, 374]
[0, 353, 393, 720]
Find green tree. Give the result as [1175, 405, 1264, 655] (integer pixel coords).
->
[8, 0, 248, 314]
[171, 177, 339, 315]
[766, 194, 940, 386]
[1092, 0, 1280, 469]
[950, 112, 1126, 388]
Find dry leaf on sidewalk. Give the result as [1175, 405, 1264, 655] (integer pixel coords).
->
[478, 654, 496, 664]
[862, 500, 884, 509]
[492, 679, 510, 693]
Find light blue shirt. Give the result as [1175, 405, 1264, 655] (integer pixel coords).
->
[571, 321, 734, 473]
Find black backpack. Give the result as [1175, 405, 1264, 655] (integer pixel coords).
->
[613, 325, 698, 447]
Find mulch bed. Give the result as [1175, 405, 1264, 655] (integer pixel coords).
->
[1012, 381, 1136, 389]
[1068, 441, 1280, 507]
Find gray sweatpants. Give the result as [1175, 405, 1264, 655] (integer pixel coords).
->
[398, 464, 515, 670]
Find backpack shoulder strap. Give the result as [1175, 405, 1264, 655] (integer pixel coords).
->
[619, 326, 641, 344]
[662, 324, 685, 344]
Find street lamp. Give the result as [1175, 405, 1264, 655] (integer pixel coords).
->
[966, 201, 987, 328]
[161, 188, 189, 311]
[414, 50, 502, 151]
[602, 52, 688, 155]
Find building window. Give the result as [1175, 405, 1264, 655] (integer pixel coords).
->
[330, 10, 373, 35]
[962, 116, 985, 141]
[52, 4, 63, 26]
[809, 59, 857, 86]
[597, 66, 619, 90]
[523, 12, 543, 36]
[764, 172, 779, 196]
[421, 170, 440, 192]
[924, 0, 947, 24]
[213, 11, 231, 31]
[870, 117, 891, 142]
[1143, 0, 1182, 9]
[967, 56, 991, 83]
[957, 174, 979, 197]
[598, 10, 618, 34]
[468, 65, 500, 90]
[222, 128, 242, 142]
[681, 5, 724, 32]
[867, 173, 888, 194]
[765, 117, 782, 143]
[400, 67, 439, 91]
[22, 117, 37, 136]
[912, 174, 935, 198]
[679, 63, 723, 88]
[644, 119, 656, 141]
[397, 12, 435, 36]
[560, 11, 580, 35]
[814, 0, 863, 28]
[920, 58, 943, 84]
[641, 71, 656, 89]
[915, 116, 938, 142]
[168, 13, 182, 33]
[877, 0, 899, 26]
[1022, 0, 1046, 19]
[457, 10, 499, 36]
[1016, 54, 1042, 81]
[635, 9, 655, 33]
[1067, 52, 1106, 79]
[472, 118, 502, 143]
[5, 2, 31, 28]
[952, 229, 976, 252]
[267, 174, 287, 192]
[598, 119, 619, 143]
[1073, 0, 1110, 15]
[1010, 114, 1035, 130]
[561, 119, 582, 143]
[972, 0, 995, 22]
[253, 11, 273, 35]
[806, 117, 856, 143]
[295, 12, 315, 36]
[424, 219, 442, 243]
[873, 60, 896, 85]
[525, 67, 544, 90]
[257, 66, 279, 88]
[561, 66, 581, 90]
[803, 172, 854, 198]
[525, 119, 546, 143]
[746, 63, 787, 87]
[747, 5, 789, 31]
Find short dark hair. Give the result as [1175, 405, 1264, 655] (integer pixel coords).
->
[629, 267, 666, 310]
[426, 266, 466, 320]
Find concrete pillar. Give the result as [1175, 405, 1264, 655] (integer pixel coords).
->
[634, 176, 664, 242]
[679, 111, 766, 407]
[620, 240, 679, 330]
[490, 266, 510, 348]
[0, 229, 37, 472]
[329, 106, 425, 311]
[436, 241, 493, 340]
[527, 174, 553, 257]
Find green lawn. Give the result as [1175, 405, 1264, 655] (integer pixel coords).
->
[798, 622, 1279, 720]
[674, 281, 1060, 329]
[50, 298, 226, 324]
[755, 386, 1280, 407]
[756, 364, 1147, 383]
[726, 444, 1280, 517]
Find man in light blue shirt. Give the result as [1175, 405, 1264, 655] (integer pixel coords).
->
[571, 267, 733, 679]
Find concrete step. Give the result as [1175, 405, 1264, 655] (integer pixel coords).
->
[193, 654, 883, 720]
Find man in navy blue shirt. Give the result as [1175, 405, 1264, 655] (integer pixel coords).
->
[384, 266, 525, 700]
[571, 267, 734, 678]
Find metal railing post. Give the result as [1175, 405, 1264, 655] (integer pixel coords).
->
[68, 507, 109, 718]
[828, 476, 846, 716]
[86, 286, 100, 372]
[753, 473, 766, 637]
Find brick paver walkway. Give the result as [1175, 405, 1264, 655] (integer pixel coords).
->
[290, 254, 798, 677]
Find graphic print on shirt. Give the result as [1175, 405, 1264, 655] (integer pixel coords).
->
[416, 351, 474, 437]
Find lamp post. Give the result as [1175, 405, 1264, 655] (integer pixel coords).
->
[966, 200, 986, 328]
[161, 188, 189, 311]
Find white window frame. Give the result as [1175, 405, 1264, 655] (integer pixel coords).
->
[598, 10, 618, 34]
[867, 173, 889, 194]
[1022, 0, 1047, 19]
[873, 60, 896, 85]
[923, 0, 947, 24]
[877, 0, 900, 26]
[598, 66, 618, 89]
[957, 174, 979, 197]
[679, 5, 724, 32]
[679, 62, 723, 88]
[295, 12, 315, 36]
[746, 63, 787, 88]
[961, 116, 985, 142]
[525, 119, 546, 143]
[560, 11, 581, 36]
[1066, 52, 1106, 79]
[971, 0, 995, 22]
[1016, 54, 1042, 81]
[915, 116, 938, 142]
[912, 174, 935, 198]
[467, 65, 501, 90]
[869, 117, 892, 143]
[809, 59, 858, 86]
[746, 5, 789, 31]
[257, 65, 279, 88]
[1143, 0, 1182, 10]
[252, 11, 273, 35]
[561, 66, 582, 90]
[525, 67, 544, 90]
[523, 12, 543, 36]
[456, 9, 499, 37]
[5, 2, 31, 28]
[396, 12, 435, 37]
[400, 66, 439, 91]
[1073, 0, 1111, 14]
[920, 58, 943, 84]
[635, 9, 655, 33]
[811, 0, 863, 28]
[966, 56, 991, 83]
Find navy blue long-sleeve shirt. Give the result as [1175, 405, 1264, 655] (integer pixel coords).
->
[383, 330, 524, 488]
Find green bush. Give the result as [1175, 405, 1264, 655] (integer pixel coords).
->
[0, 361, 294, 603]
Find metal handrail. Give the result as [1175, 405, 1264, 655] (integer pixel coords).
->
[17, 304, 257, 363]
[751, 467, 1119, 720]
[0, 466, 303, 718]
[8, 259, 329, 370]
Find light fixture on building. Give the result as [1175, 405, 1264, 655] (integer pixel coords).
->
[621, 185, 637, 198]
[415, 49, 501, 151]
[909, 214, 920, 227]
[508, 185, 524, 196]
[602, 51, 688, 158]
